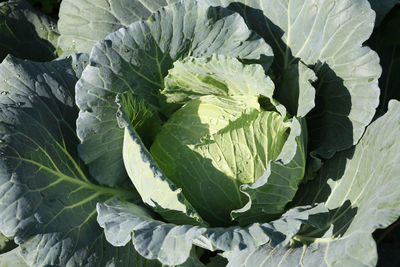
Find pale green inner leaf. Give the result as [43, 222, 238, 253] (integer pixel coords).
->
[118, 91, 163, 148]
[163, 54, 275, 104]
[150, 95, 290, 225]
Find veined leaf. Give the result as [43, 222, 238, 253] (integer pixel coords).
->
[76, 0, 273, 186]
[225, 100, 400, 267]
[0, 55, 150, 266]
[97, 199, 328, 266]
[118, 103, 207, 226]
[212, 0, 381, 157]
[58, 0, 176, 54]
[163, 54, 274, 104]
[231, 116, 307, 225]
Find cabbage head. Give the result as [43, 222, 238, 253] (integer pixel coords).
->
[0, 0, 400, 266]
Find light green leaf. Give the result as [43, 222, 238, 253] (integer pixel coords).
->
[119, 105, 207, 226]
[117, 92, 163, 148]
[225, 100, 400, 267]
[0, 0, 59, 61]
[163, 54, 274, 104]
[150, 95, 281, 225]
[215, 0, 381, 157]
[0, 248, 28, 267]
[58, 0, 175, 54]
[231, 117, 307, 225]
[0, 55, 145, 266]
[76, 0, 273, 186]
[97, 199, 329, 265]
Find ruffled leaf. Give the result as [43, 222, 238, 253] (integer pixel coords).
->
[58, 0, 175, 53]
[76, 0, 273, 186]
[225, 100, 400, 266]
[118, 104, 207, 226]
[97, 198, 328, 266]
[163, 54, 274, 104]
[0, 55, 147, 266]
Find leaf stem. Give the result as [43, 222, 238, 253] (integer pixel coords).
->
[292, 235, 333, 243]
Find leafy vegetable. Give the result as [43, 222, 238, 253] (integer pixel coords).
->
[0, 0, 399, 266]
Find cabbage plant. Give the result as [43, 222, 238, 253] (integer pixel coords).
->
[0, 0, 399, 266]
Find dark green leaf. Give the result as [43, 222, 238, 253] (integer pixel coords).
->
[0, 0, 58, 61]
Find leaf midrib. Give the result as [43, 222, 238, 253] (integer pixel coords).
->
[7, 156, 136, 200]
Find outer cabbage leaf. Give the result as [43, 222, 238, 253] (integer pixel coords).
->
[97, 198, 328, 266]
[210, 0, 381, 157]
[58, 0, 175, 54]
[76, 0, 273, 186]
[0, 55, 155, 266]
[223, 100, 400, 267]
[0, 0, 59, 61]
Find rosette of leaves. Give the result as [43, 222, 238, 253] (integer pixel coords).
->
[0, 0, 400, 266]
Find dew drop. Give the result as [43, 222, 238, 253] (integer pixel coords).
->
[218, 115, 225, 120]
[244, 161, 248, 165]
[34, 213, 44, 224]
[237, 169, 242, 174]
[0, 91, 8, 95]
